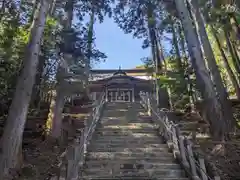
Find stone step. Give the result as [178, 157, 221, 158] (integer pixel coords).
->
[94, 130, 157, 136]
[106, 102, 133, 105]
[181, 130, 210, 138]
[92, 139, 162, 145]
[84, 161, 181, 170]
[104, 108, 130, 111]
[94, 137, 161, 142]
[101, 116, 152, 120]
[81, 177, 189, 180]
[103, 112, 129, 117]
[87, 151, 173, 159]
[177, 121, 198, 127]
[177, 122, 198, 131]
[99, 120, 153, 125]
[105, 106, 141, 110]
[87, 146, 169, 153]
[105, 103, 142, 106]
[96, 127, 157, 132]
[104, 109, 146, 113]
[107, 101, 133, 104]
[85, 155, 175, 161]
[94, 134, 160, 139]
[104, 108, 134, 110]
[94, 131, 159, 136]
[82, 169, 186, 178]
[94, 135, 161, 141]
[101, 123, 156, 128]
[88, 143, 168, 149]
[178, 122, 209, 131]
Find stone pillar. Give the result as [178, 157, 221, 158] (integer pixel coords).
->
[93, 92, 96, 101]
[127, 91, 130, 102]
[110, 91, 113, 102]
[105, 88, 108, 102]
[132, 88, 135, 102]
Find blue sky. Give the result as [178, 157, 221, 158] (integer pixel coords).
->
[93, 17, 150, 69]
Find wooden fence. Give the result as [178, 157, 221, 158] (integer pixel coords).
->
[51, 92, 105, 180]
[140, 91, 221, 180]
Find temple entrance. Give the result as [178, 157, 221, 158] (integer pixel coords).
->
[107, 88, 134, 102]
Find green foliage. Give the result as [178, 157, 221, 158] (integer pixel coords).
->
[0, 0, 111, 113]
[1, 0, 240, 112]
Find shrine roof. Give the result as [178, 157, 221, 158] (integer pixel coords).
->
[90, 74, 151, 85]
[90, 68, 150, 74]
[89, 69, 152, 92]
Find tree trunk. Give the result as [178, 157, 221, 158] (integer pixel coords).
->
[158, 39, 171, 110]
[170, 17, 182, 71]
[189, 0, 235, 136]
[232, 44, 240, 70]
[147, 5, 161, 106]
[85, 8, 95, 96]
[28, 0, 39, 24]
[170, 17, 190, 104]
[211, 25, 240, 99]
[31, 54, 46, 107]
[49, 0, 57, 16]
[50, 88, 65, 139]
[0, 0, 6, 21]
[223, 25, 240, 79]
[229, 14, 239, 44]
[50, 0, 74, 139]
[174, 0, 225, 140]
[177, 23, 195, 110]
[0, 0, 49, 178]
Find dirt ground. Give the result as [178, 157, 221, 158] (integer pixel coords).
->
[16, 112, 89, 180]
[192, 102, 240, 180]
[18, 140, 64, 180]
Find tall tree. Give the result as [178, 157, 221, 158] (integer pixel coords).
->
[0, 0, 50, 177]
[173, 0, 227, 140]
[85, 5, 95, 95]
[50, 0, 75, 140]
[210, 25, 240, 99]
[49, 0, 110, 140]
[189, 0, 235, 136]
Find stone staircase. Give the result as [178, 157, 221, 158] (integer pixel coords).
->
[81, 102, 189, 180]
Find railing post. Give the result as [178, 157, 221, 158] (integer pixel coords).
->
[175, 126, 189, 169]
[80, 129, 85, 167]
[163, 115, 173, 147]
[139, 92, 220, 180]
[157, 118, 164, 136]
[59, 161, 67, 180]
[186, 140, 200, 180]
[105, 88, 107, 101]
[66, 146, 78, 180]
[83, 121, 88, 155]
[199, 157, 208, 180]
[171, 125, 180, 158]
[78, 129, 86, 178]
[132, 88, 135, 102]
[50, 92, 106, 180]
[146, 92, 151, 116]
[162, 115, 169, 142]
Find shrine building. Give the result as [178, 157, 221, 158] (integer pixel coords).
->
[89, 68, 153, 102]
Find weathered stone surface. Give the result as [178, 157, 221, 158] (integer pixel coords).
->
[82, 178, 188, 180]
[81, 102, 189, 179]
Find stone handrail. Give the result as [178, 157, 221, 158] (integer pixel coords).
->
[52, 92, 105, 180]
[139, 91, 220, 180]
